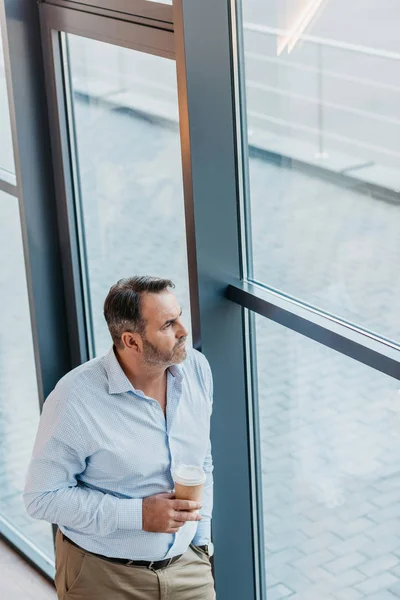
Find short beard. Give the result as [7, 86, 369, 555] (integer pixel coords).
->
[142, 337, 187, 367]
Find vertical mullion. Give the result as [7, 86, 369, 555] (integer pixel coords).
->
[230, 0, 255, 281]
[60, 33, 96, 359]
[245, 309, 266, 599]
[231, 1, 265, 594]
[39, 16, 90, 367]
[174, 1, 257, 598]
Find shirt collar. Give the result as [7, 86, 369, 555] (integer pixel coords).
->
[169, 363, 183, 382]
[104, 346, 135, 395]
[104, 346, 184, 396]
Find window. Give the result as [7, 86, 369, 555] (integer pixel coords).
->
[63, 34, 191, 356]
[0, 191, 53, 561]
[255, 315, 400, 599]
[240, 0, 400, 344]
[234, 2, 400, 597]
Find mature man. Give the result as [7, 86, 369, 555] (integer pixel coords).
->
[24, 276, 215, 600]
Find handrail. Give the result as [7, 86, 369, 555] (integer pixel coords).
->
[244, 22, 400, 62]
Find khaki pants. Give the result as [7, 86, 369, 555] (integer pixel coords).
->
[55, 530, 216, 600]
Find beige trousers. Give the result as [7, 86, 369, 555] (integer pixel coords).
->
[55, 530, 216, 600]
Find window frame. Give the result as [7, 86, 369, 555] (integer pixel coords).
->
[44, 0, 173, 26]
[39, 2, 178, 365]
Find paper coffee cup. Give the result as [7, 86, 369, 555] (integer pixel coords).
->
[172, 465, 206, 503]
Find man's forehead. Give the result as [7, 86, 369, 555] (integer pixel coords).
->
[141, 290, 180, 319]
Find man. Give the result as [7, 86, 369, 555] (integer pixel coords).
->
[24, 276, 215, 600]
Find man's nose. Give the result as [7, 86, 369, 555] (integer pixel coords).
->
[177, 320, 189, 338]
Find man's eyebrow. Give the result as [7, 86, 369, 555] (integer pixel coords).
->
[162, 308, 183, 327]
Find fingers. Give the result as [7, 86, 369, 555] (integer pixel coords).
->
[157, 492, 175, 499]
[170, 520, 185, 529]
[173, 511, 202, 523]
[172, 500, 202, 511]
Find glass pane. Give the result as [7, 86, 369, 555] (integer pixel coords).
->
[64, 35, 190, 356]
[0, 191, 53, 560]
[255, 315, 400, 600]
[0, 24, 15, 174]
[240, 1, 400, 343]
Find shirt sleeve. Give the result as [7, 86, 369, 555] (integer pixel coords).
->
[192, 358, 214, 546]
[23, 389, 142, 535]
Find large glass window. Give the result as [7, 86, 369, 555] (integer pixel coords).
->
[0, 23, 15, 175]
[63, 35, 190, 356]
[256, 316, 400, 600]
[240, 1, 400, 344]
[0, 191, 53, 561]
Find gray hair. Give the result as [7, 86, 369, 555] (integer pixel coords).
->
[104, 276, 174, 348]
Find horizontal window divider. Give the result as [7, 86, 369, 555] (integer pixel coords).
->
[226, 282, 400, 380]
[40, 3, 175, 59]
[0, 175, 17, 197]
[43, 0, 173, 29]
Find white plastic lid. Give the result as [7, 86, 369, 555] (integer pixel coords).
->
[173, 465, 206, 486]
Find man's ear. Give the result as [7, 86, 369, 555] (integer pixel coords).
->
[120, 331, 142, 353]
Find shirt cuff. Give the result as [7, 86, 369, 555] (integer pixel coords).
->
[117, 498, 143, 530]
[192, 519, 211, 546]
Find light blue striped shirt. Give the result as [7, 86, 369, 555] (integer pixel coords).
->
[24, 346, 213, 560]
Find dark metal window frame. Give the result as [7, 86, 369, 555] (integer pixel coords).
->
[44, 0, 173, 26]
[174, 1, 261, 598]
[39, 2, 177, 367]
[228, 283, 400, 380]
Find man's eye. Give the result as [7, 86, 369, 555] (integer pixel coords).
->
[164, 322, 172, 329]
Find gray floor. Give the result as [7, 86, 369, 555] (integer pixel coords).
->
[0, 538, 56, 600]
[257, 318, 400, 599]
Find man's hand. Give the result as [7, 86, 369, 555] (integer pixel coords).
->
[142, 492, 202, 534]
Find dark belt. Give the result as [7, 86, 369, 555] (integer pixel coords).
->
[62, 533, 183, 571]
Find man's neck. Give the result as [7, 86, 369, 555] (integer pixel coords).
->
[114, 347, 167, 397]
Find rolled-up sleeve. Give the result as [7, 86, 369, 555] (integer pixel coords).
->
[24, 389, 142, 535]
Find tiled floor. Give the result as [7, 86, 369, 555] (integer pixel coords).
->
[0, 538, 56, 600]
